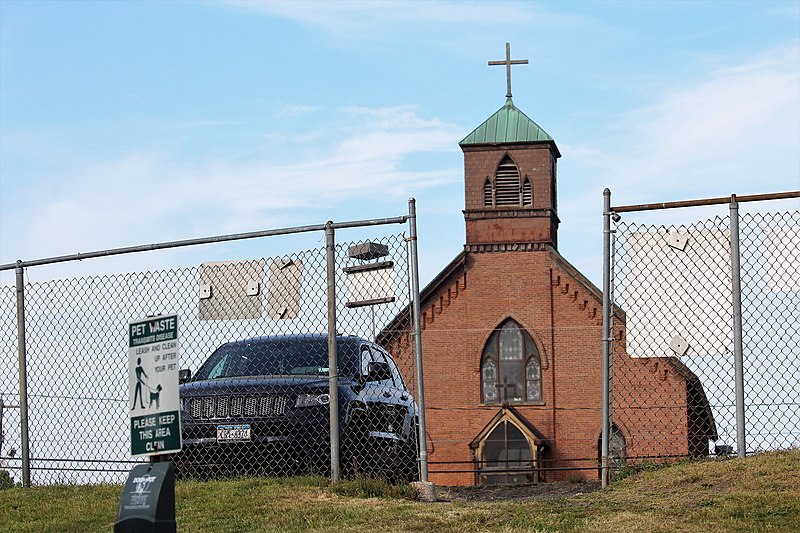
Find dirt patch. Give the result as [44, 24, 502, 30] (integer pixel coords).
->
[435, 480, 601, 502]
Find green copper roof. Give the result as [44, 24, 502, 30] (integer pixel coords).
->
[459, 98, 554, 146]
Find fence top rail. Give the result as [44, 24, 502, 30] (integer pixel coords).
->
[0, 215, 408, 271]
[612, 191, 799, 214]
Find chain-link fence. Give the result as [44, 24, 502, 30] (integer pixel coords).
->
[603, 192, 799, 482]
[0, 211, 426, 486]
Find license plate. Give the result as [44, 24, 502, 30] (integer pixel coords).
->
[217, 424, 251, 442]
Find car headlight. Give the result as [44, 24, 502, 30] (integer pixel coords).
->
[295, 393, 330, 408]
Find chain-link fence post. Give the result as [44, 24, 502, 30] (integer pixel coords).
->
[15, 261, 31, 487]
[325, 222, 341, 483]
[729, 195, 746, 458]
[408, 198, 428, 483]
[601, 189, 612, 488]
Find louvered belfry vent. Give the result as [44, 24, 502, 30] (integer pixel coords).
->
[495, 156, 520, 206]
[483, 178, 493, 207]
[522, 177, 532, 206]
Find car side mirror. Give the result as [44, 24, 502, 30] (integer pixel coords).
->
[366, 361, 392, 383]
[178, 368, 192, 384]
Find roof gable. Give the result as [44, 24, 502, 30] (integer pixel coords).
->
[469, 406, 549, 449]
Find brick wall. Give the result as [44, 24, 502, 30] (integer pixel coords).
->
[462, 144, 559, 247]
[386, 248, 698, 485]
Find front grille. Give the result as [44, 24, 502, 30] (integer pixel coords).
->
[217, 396, 229, 418]
[369, 404, 406, 434]
[231, 397, 243, 417]
[202, 397, 214, 418]
[189, 395, 288, 419]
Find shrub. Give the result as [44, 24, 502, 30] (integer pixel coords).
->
[0, 469, 16, 490]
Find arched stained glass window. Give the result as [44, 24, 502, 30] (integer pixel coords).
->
[609, 425, 627, 466]
[482, 359, 497, 403]
[598, 424, 627, 479]
[526, 357, 541, 402]
[481, 319, 542, 404]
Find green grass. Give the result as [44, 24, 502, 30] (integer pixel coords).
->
[2, 449, 798, 532]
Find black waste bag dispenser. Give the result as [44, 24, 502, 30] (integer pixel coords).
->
[115, 461, 176, 533]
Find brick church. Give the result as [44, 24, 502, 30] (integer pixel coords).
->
[382, 47, 717, 486]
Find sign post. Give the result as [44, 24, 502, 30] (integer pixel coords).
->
[127, 314, 182, 456]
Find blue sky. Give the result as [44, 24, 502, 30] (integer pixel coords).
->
[1, 0, 798, 287]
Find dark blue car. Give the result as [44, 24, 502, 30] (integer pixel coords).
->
[173, 334, 419, 481]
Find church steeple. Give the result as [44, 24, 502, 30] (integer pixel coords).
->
[460, 43, 561, 252]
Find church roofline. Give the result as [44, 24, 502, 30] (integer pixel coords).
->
[418, 250, 468, 306]
[376, 251, 466, 343]
[378, 246, 614, 341]
[459, 98, 561, 157]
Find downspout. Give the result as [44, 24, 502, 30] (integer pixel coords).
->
[549, 267, 557, 480]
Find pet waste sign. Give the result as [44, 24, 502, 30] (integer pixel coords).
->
[128, 314, 182, 457]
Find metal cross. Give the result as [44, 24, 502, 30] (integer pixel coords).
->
[488, 42, 529, 98]
[495, 377, 517, 404]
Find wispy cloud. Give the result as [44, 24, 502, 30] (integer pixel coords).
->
[277, 103, 320, 117]
[223, 0, 568, 36]
[557, 42, 800, 284]
[769, 2, 800, 18]
[565, 42, 800, 207]
[0, 105, 462, 278]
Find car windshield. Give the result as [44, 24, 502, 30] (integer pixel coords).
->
[193, 337, 359, 380]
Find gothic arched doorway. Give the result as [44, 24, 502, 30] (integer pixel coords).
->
[470, 407, 547, 485]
